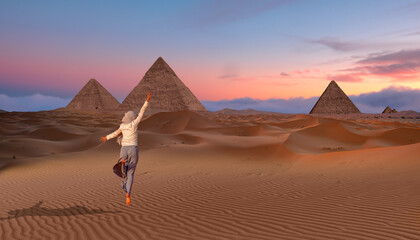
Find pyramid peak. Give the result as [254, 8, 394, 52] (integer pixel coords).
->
[144, 56, 177, 77]
[152, 56, 168, 66]
[87, 78, 100, 86]
[153, 56, 166, 64]
[325, 80, 343, 91]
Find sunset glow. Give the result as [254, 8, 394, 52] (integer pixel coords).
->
[1, 0, 420, 111]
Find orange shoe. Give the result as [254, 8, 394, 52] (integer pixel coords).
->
[126, 193, 131, 206]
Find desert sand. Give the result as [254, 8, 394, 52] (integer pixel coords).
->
[1, 109, 419, 240]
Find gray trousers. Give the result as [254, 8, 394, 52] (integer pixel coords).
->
[119, 145, 139, 194]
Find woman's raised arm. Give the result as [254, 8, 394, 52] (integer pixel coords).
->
[132, 91, 150, 126]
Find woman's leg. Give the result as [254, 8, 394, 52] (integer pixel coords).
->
[124, 146, 139, 195]
[119, 146, 130, 193]
[125, 168, 135, 195]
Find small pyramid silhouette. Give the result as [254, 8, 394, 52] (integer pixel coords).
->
[310, 81, 360, 114]
[120, 57, 206, 112]
[66, 79, 120, 111]
[382, 106, 397, 114]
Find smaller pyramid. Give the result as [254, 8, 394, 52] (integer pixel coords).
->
[66, 79, 120, 111]
[310, 81, 361, 114]
[382, 106, 397, 114]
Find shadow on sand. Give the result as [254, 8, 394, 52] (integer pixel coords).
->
[1, 201, 121, 220]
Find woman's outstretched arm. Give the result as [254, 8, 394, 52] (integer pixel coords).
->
[132, 91, 150, 126]
[100, 128, 122, 143]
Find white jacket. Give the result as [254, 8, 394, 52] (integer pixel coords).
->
[106, 101, 148, 146]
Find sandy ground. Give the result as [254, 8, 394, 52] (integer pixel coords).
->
[0, 110, 419, 240]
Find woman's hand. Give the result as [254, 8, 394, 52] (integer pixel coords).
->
[147, 91, 151, 102]
[100, 137, 107, 143]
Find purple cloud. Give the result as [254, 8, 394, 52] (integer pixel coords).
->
[202, 86, 420, 113]
[344, 63, 419, 76]
[406, 31, 420, 36]
[349, 85, 420, 113]
[336, 48, 420, 82]
[357, 49, 420, 64]
[0, 94, 71, 112]
[202, 97, 317, 113]
[311, 37, 372, 51]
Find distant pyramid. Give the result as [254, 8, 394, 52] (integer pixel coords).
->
[120, 57, 206, 112]
[382, 106, 397, 114]
[66, 78, 120, 111]
[310, 80, 360, 114]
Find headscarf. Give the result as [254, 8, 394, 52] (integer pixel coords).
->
[121, 111, 136, 123]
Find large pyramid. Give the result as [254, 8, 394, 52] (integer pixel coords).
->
[310, 80, 360, 114]
[66, 78, 120, 111]
[119, 57, 206, 112]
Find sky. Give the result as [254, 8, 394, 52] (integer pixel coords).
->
[1, 0, 420, 112]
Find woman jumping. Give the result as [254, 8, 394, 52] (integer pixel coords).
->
[100, 91, 150, 205]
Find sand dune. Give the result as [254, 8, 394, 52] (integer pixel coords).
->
[283, 120, 368, 153]
[0, 110, 419, 239]
[140, 110, 221, 134]
[268, 114, 319, 129]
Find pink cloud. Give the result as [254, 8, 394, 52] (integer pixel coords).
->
[328, 74, 363, 82]
[218, 74, 238, 79]
[231, 77, 258, 82]
[337, 48, 420, 82]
